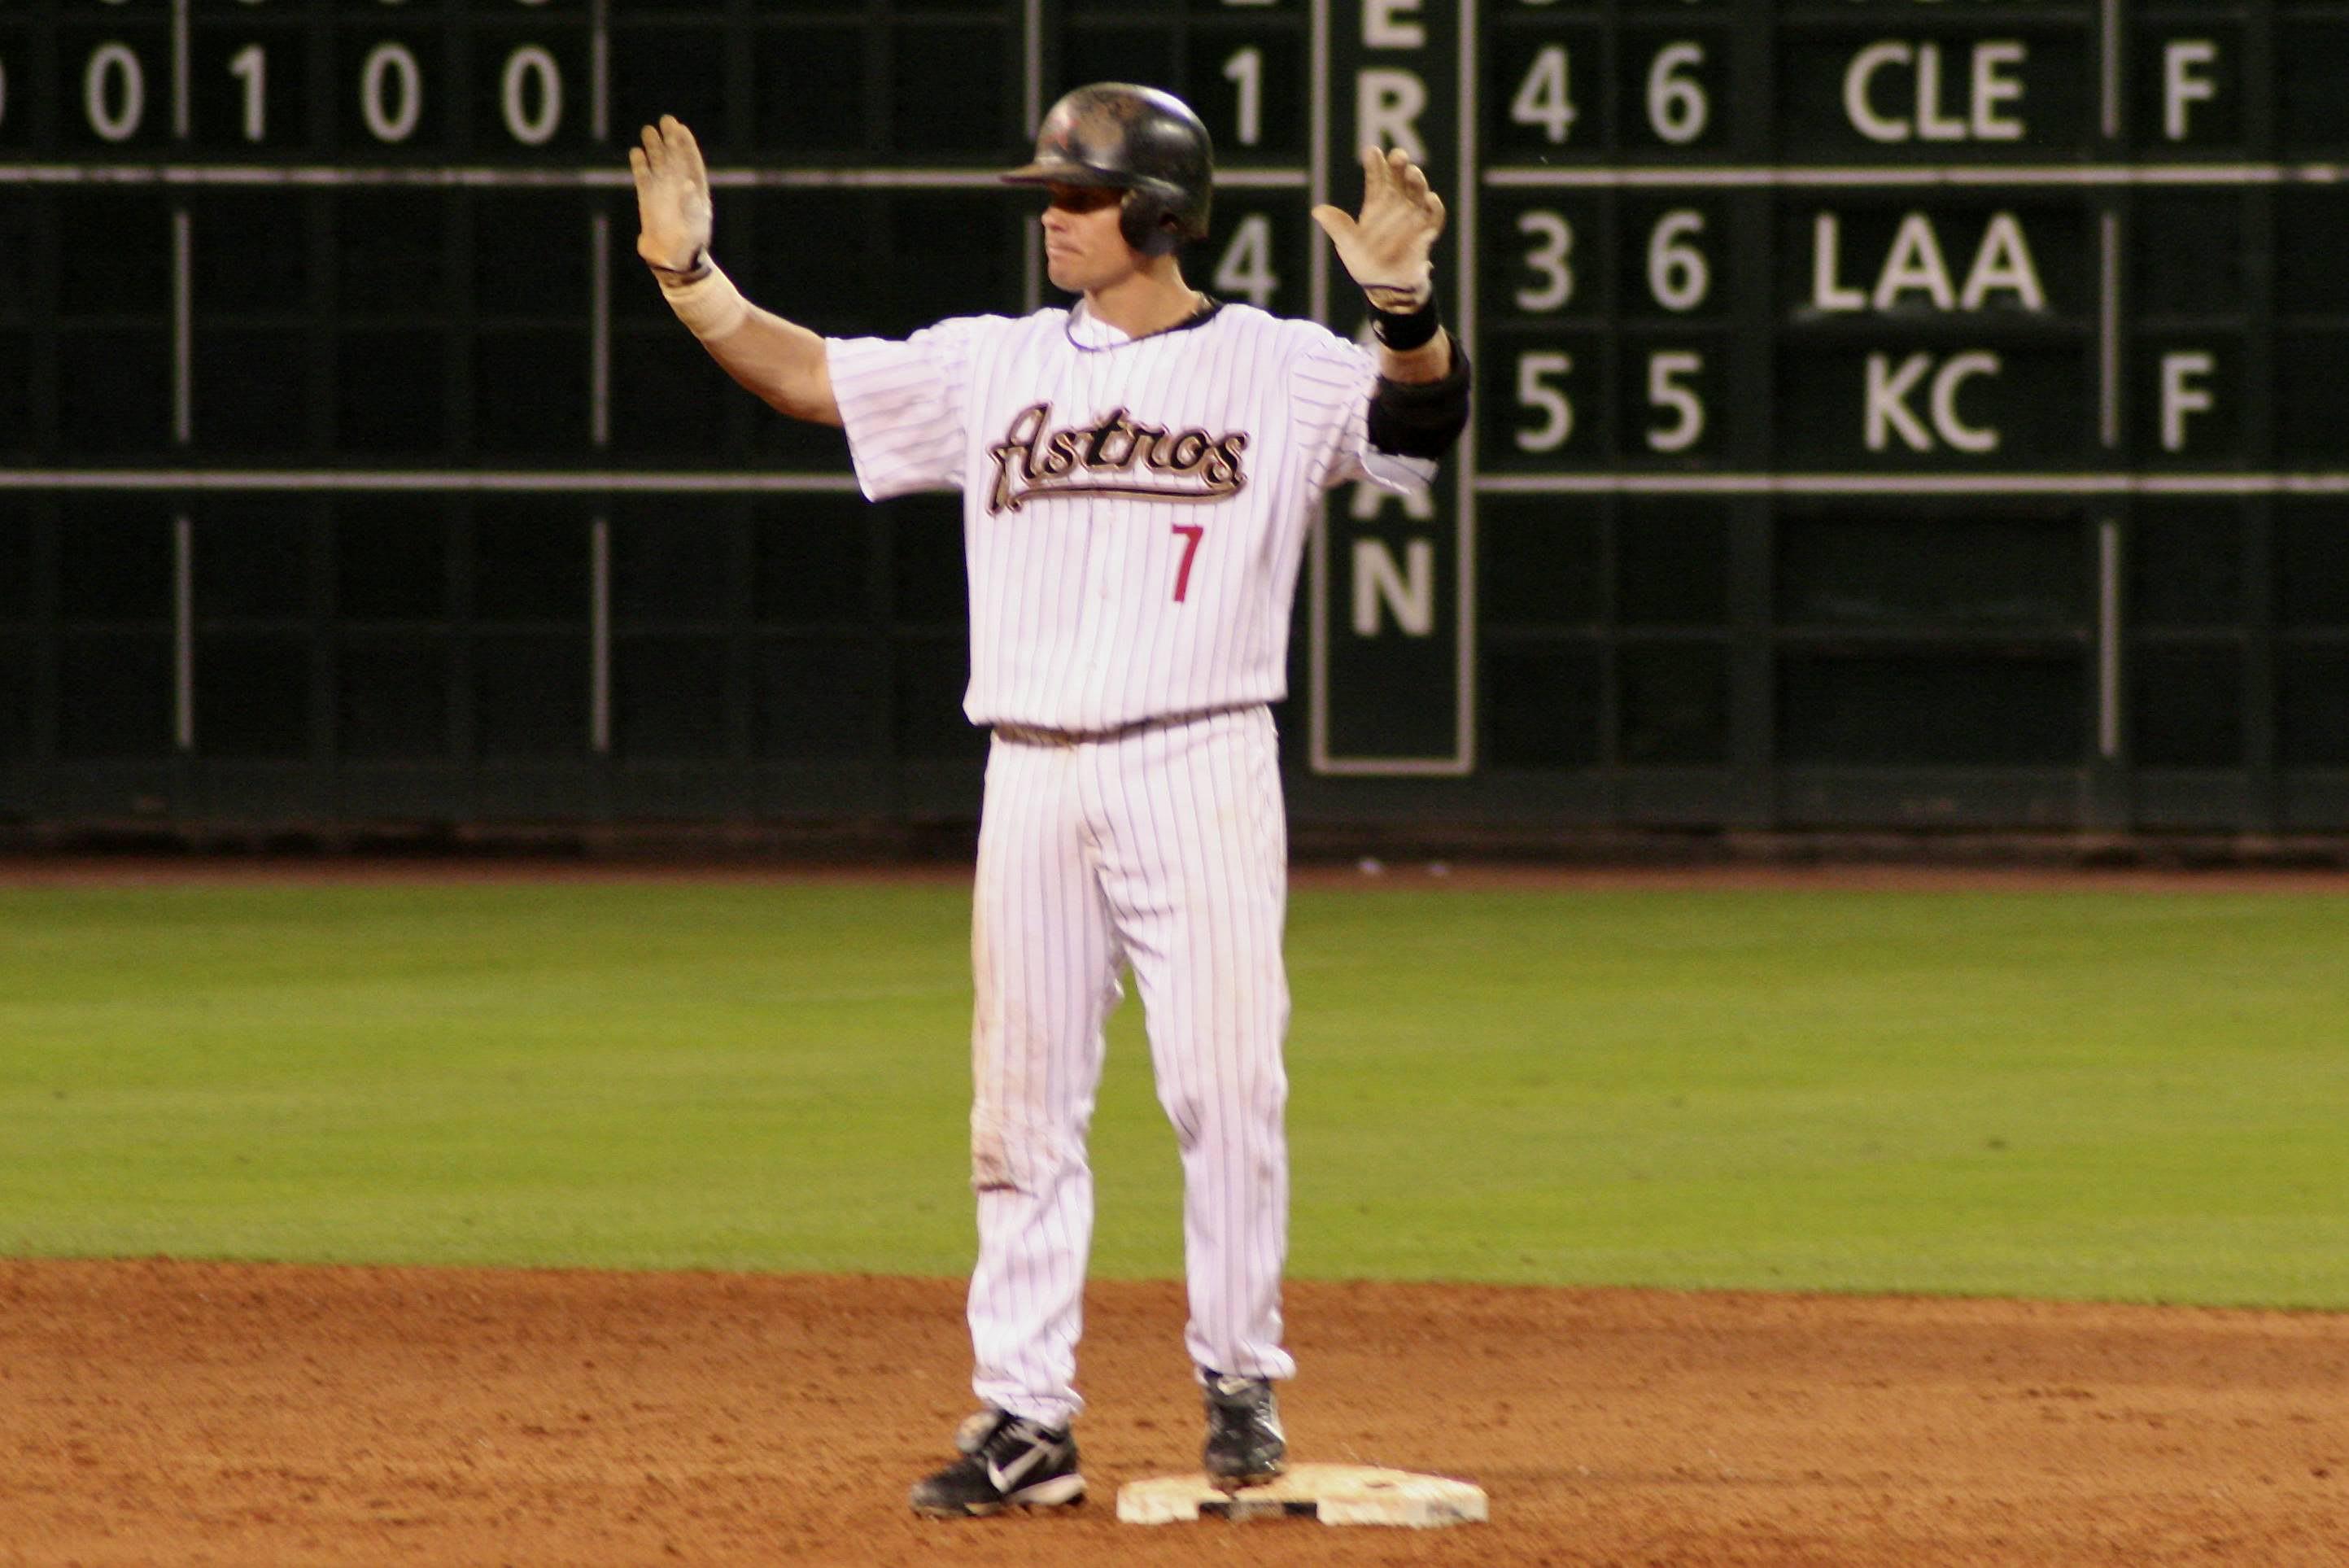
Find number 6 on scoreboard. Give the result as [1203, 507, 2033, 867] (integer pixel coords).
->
[1648, 210, 1710, 312]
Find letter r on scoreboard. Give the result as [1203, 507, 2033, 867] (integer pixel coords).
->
[1310, 0, 1474, 775]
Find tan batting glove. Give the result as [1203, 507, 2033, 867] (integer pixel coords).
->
[1311, 146, 1447, 313]
[629, 115, 715, 276]
[629, 115, 750, 340]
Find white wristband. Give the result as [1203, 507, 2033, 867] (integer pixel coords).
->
[660, 259, 751, 343]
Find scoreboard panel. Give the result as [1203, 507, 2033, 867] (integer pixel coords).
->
[5, 0, 2349, 836]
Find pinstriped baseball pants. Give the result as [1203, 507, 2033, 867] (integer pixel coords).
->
[965, 704, 1296, 1430]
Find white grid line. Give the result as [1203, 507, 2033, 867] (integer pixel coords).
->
[589, 212, 612, 450]
[0, 164, 1310, 190]
[1479, 473, 2349, 496]
[172, 515, 194, 753]
[2098, 518, 2122, 760]
[172, 209, 193, 448]
[0, 470, 864, 493]
[2101, 0, 2122, 142]
[589, 0, 609, 145]
[21, 470, 2349, 497]
[1452, 0, 1479, 778]
[171, 0, 191, 142]
[2099, 210, 2121, 450]
[590, 517, 612, 756]
[1486, 162, 2349, 189]
[8, 161, 2333, 190]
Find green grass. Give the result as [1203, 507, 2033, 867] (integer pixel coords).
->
[2, 879, 2342, 1308]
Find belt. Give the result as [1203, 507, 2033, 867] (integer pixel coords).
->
[991, 705, 1254, 749]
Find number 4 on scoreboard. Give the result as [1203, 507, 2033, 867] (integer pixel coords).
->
[1509, 42, 1714, 148]
[1511, 47, 1578, 142]
[1213, 215, 1278, 309]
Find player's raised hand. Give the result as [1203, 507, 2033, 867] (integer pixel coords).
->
[630, 115, 714, 273]
[1311, 146, 1446, 312]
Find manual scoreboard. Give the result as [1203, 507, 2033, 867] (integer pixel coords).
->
[3, 1, 2347, 833]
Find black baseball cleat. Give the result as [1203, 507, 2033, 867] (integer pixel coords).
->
[909, 1409, 1085, 1518]
[1201, 1370, 1286, 1492]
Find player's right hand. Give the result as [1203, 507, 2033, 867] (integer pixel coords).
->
[630, 115, 715, 273]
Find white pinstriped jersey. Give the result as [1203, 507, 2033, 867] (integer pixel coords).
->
[827, 302, 1434, 733]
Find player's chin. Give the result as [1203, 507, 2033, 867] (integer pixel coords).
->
[1045, 254, 1093, 293]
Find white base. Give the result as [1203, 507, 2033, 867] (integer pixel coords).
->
[1116, 1463, 1487, 1528]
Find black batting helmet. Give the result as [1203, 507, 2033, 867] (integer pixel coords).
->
[1001, 83, 1214, 257]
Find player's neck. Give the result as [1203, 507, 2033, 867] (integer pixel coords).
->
[1083, 262, 1204, 340]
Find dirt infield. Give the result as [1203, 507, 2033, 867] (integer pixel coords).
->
[5, 1260, 2345, 1566]
[7, 858, 2346, 1561]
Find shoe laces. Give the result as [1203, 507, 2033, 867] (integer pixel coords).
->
[955, 1409, 1066, 1461]
[952, 1410, 1002, 1454]
[1207, 1371, 1273, 1406]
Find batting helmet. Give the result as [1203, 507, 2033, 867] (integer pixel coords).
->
[1001, 83, 1214, 257]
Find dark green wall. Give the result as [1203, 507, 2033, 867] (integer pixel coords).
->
[5, 1, 2347, 837]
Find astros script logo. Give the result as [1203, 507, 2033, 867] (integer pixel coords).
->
[985, 403, 1249, 514]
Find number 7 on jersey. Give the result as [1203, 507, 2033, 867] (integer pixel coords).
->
[1171, 523, 1204, 602]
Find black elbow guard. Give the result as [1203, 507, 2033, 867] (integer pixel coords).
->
[1366, 334, 1472, 461]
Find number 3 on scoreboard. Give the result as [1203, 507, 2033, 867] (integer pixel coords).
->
[1515, 212, 1574, 312]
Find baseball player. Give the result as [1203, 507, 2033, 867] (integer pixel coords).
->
[630, 81, 1468, 1518]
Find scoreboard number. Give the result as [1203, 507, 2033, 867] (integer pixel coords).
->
[1514, 353, 1574, 453]
[1222, 47, 1263, 146]
[501, 46, 564, 146]
[85, 41, 146, 143]
[1646, 42, 1708, 145]
[1510, 46, 1577, 144]
[226, 46, 266, 142]
[1645, 352, 1704, 452]
[164, 38, 574, 147]
[1646, 211, 1709, 312]
[1212, 215, 1278, 308]
[1515, 212, 1574, 312]
[360, 42, 423, 144]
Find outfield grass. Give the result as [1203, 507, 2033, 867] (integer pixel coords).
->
[1, 877, 2342, 1308]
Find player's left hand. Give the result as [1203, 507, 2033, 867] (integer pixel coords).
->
[1311, 146, 1446, 312]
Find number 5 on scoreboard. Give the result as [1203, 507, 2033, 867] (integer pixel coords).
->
[1515, 353, 1574, 452]
[1647, 351, 1705, 453]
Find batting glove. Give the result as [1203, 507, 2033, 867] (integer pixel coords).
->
[1311, 146, 1447, 313]
[630, 115, 715, 277]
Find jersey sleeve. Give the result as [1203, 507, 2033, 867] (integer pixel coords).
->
[1291, 330, 1440, 497]
[825, 317, 985, 500]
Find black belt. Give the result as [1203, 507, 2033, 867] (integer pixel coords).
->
[990, 704, 1254, 749]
